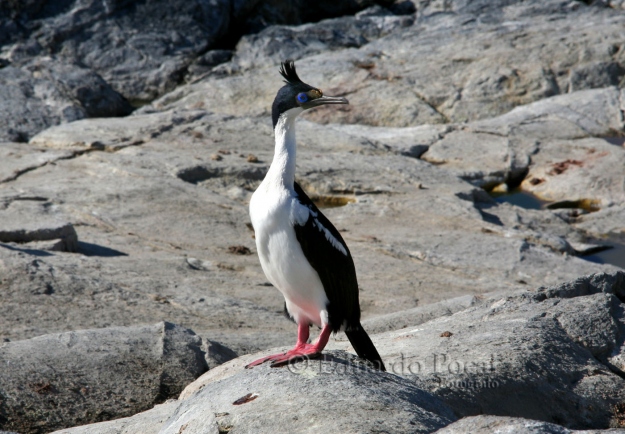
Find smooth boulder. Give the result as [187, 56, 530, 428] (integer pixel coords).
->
[0, 322, 211, 433]
[55, 352, 457, 434]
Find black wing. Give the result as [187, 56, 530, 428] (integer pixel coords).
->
[292, 182, 360, 332]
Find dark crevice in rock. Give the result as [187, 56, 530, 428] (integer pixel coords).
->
[155, 373, 173, 406]
[602, 355, 625, 381]
[1, 196, 49, 204]
[505, 167, 530, 190]
[477, 208, 505, 226]
[1, 137, 149, 185]
[412, 89, 451, 124]
[184, 49, 234, 84]
[546, 199, 601, 213]
[1, 149, 89, 184]
[77, 242, 128, 257]
[455, 189, 497, 205]
[176, 165, 267, 184]
[0, 243, 54, 257]
[1, 162, 54, 184]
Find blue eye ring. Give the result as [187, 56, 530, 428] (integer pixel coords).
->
[297, 92, 308, 103]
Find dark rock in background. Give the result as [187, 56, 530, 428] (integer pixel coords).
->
[0, 0, 391, 141]
[0, 59, 132, 142]
[0, 0, 231, 104]
[232, 7, 414, 71]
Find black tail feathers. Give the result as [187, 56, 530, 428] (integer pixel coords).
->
[345, 324, 386, 371]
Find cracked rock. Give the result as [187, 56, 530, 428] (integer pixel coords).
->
[0, 199, 78, 253]
[0, 322, 213, 434]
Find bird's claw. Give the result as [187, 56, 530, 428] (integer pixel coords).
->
[245, 349, 322, 368]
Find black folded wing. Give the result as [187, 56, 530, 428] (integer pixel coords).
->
[292, 182, 360, 332]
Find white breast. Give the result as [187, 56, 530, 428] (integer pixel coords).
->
[250, 183, 329, 327]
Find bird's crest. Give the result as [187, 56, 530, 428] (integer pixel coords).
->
[279, 60, 303, 85]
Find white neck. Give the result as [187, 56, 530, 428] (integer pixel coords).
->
[265, 108, 302, 189]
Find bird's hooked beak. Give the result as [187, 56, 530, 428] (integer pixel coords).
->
[304, 95, 349, 109]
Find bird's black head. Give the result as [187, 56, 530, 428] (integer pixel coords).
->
[271, 60, 348, 128]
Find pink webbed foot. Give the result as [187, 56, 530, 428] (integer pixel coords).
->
[245, 323, 332, 369]
[245, 344, 323, 368]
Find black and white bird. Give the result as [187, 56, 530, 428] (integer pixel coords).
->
[247, 60, 385, 371]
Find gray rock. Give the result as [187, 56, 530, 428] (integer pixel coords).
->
[46, 399, 179, 434]
[519, 136, 625, 207]
[144, 1, 625, 127]
[574, 205, 625, 239]
[0, 59, 132, 142]
[0, 322, 210, 433]
[1, 3, 624, 431]
[325, 122, 449, 158]
[422, 87, 625, 191]
[29, 109, 210, 151]
[469, 87, 624, 140]
[48, 401, 181, 434]
[434, 415, 625, 433]
[362, 294, 480, 334]
[164, 354, 456, 434]
[551, 293, 622, 358]
[329, 272, 625, 429]
[0, 199, 78, 252]
[185, 50, 234, 83]
[57, 352, 458, 434]
[220, 0, 383, 46]
[0, 0, 382, 127]
[179, 273, 625, 429]
[0, 107, 615, 354]
[421, 130, 530, 189]
[202, 339, 239, 370]
[0, 142, 73, 183]
[1, 0, 230, 105]
[232, 10, 415, 71]
[569, 62, 625, 92]
[415, 86, 625, 263]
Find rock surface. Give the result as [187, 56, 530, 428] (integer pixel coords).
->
[1, 0, 625, 432]
[0, 322, 214, 434]
[0, 0, 388, 141]
[0, 59, 132, 142]
[416, 86, 625, 210]
[1, 0, 229, 106]
[50, 272, 625, 433]
[330, 272, 625, 429]
[0, 197, 79, 252]
[55, 352, 458, 434]
[1, 105, 618, 353]
[434, 415, 625, 433]
[142, 0, 625, 128]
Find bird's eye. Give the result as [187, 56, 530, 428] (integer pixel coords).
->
[297, 93, 308, 103]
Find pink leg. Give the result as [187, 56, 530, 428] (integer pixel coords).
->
[245, 323, 332, 368]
